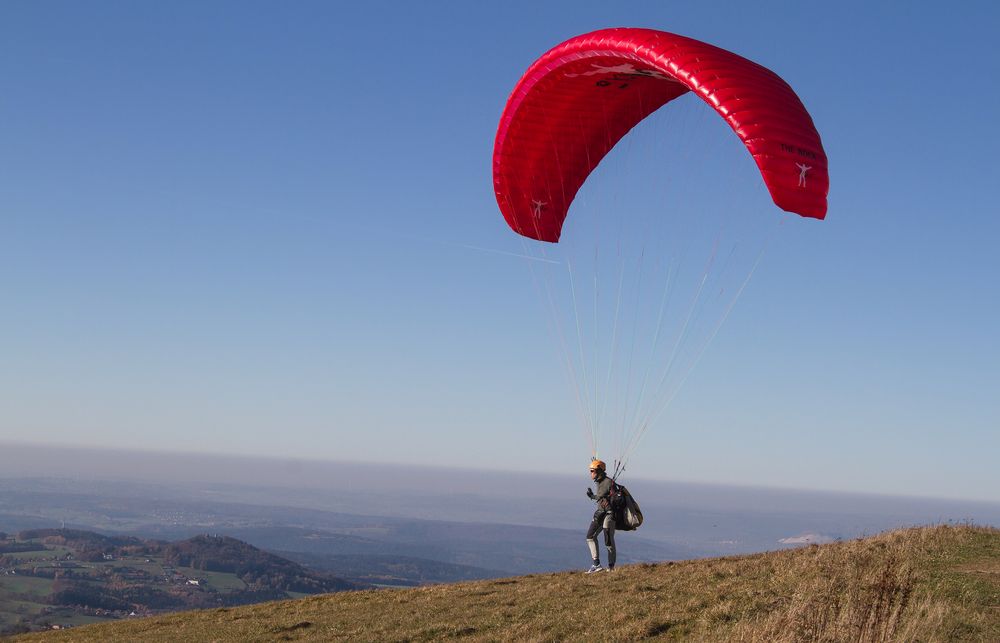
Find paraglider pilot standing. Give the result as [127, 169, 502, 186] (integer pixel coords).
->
[585, 459, 615, 573]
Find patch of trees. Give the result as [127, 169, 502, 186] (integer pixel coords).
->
[0, 622, 32, 637]
[0, 541, 46, 554]
[48, 580, 131, 612]
[163, 535, 353, 593]
[48, 578, 190, 611]
[16, 528, 158, 553]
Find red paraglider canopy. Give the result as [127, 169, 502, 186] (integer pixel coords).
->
[493, 28, 828, 242]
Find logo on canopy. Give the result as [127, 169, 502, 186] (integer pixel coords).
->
[796, 163, 812, 187]
[565, 63, 673, 81]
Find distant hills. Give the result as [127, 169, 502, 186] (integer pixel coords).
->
[10, 525, 1000, 641]
[0, 477, 687, 585]
[0, 529, 354, 636]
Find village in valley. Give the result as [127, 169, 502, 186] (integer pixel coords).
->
[0, 529, 352, 635]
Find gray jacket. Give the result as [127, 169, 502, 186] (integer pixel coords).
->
[592, 474, 613, 512]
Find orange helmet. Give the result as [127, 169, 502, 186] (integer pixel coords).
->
[589, 459, 606, 472]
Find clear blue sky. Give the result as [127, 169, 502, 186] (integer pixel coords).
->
[2, 1, 998, 501]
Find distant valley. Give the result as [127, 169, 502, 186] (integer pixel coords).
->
[0, 528, 352, 635]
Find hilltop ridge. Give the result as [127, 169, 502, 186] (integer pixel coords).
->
[13, 524, 1000, 642]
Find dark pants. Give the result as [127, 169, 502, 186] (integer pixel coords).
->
[586, 511, 616, 568]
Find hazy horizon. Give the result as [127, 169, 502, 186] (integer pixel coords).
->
[3, 441, 998, 518]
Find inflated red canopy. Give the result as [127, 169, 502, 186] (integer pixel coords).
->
[493, 28, 828, 242]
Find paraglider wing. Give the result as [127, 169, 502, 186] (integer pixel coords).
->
[493, 28, 828, 242]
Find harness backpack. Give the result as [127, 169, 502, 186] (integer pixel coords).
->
[610, 481, 643, 531]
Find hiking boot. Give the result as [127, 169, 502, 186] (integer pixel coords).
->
[585, 564, 605, 574]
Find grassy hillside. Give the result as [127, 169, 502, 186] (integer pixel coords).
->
[13, 524, 999, 642]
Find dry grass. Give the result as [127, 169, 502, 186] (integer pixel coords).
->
[12, 524, 999, 642]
